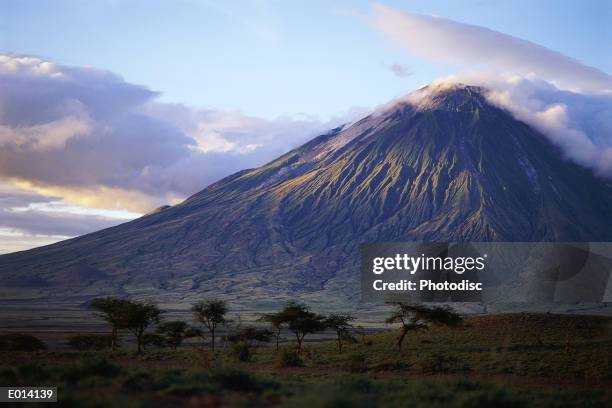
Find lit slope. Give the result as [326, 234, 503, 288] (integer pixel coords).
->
[2, 85, 611, 306]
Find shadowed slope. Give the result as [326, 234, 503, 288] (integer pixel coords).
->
[1, 85, 611, 305]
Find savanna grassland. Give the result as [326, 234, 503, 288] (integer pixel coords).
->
[2, 313, 612, 407]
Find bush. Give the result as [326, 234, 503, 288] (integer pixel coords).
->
[457, 388, 526, 408]
[419, 353, 468, 374]
[17, 364, 51, 383]
[330, 375, 373, 393]
[122, 371, 155, 392]
[60, 356, 122, 384]
[141, 334, 165, 350]
[67, 334, 113, 351]
[344, 353, 368, 373]
[276, 348, 303, 368]
[228, 341, 253, 362]
[281, 376, 375, 408]
[373, 359, 410, 371]
[158, 368, 277, 397]
[282, 392, 373, 408]
[0, 368, 17, 385]
[209, 368, 272, 392]
[0, 333, 45, 351]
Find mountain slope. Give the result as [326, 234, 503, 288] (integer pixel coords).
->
[2, 85, 612, 306]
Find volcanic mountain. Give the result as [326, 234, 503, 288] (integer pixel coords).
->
[2, 84, 612, 307]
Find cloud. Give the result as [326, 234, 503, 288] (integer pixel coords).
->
[487, 80, 612, 178]
[0, 55, 351, 213]
[369, 5, 612, 178]
[0, 183, 133, 253]
[370, 4, 612, 93]
[0, 116, 92, 151]
[388, 63, 413, 78]
[0, 203, 126, 237]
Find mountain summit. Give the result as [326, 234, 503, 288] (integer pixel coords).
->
[2, 85, 612, 306]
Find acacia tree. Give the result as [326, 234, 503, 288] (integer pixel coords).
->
[225, 326, 273, 345]
[124, 300, 162, 353]
[90, 297, 132, 352]
[325, 313, 355, 353]
[279, 302, 326, 355]
[258, 312, 285, 350]
[222, 326, 272, 362]
[155, 321, 201, 349]
[192, 299, 228, 352]
[386, 303, 462, 351]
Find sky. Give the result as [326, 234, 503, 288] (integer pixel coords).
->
[0, 0, 610, 253]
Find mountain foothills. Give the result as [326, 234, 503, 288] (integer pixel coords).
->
[2, 85, 612, 307]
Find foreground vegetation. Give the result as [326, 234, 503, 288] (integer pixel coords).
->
[3, 358, 610, 408]
[1, 313, 612, 407]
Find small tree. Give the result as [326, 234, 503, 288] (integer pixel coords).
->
[141, 333, 165, 350]
[155, 321, 200, 349]
[279, 302, 326, 355]
[225, 326, 273, 345]
[325, 313, 355, 353]
[124, 300, 162, 353]
[90, 297, 132, 352]
[192, 298, 228, 352]
[385, 303, 462, 351]
[224, 326, 273, 362]
[258, 312, 285, 350]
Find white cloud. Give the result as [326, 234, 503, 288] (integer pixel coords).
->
[0, 115, 92, 151]
[388, 63, 413, 78]
[0, 54, 354, 214]
[369, 5, 612, 178]
[482, 75, 612, 177]
[0, 183, 133, 253]
[371, 4, 612, 94]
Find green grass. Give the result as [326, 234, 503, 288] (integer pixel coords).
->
[2, 313, 612, 407]
[250, 313, 612, 382]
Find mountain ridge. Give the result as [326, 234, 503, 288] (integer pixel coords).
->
[2, 84, 612, 306]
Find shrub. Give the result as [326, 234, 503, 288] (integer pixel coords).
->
[0, 368, 17, 385]
[67, 334, 113, 351]
[419, 353, 468, 374]
[141, 333, 165, 350]
[153, 369, 187, 392]
[276, 348, 303, 367]
[17, 364, 51, 383]
[373, 359, 410, 371]
[344, 353, 368, 373]
[209, 368, 271, 392]
[456, 388, 526, 408]
[330, 375, 373, 393]
[281, 376, 374, 408]
[282, 392, 373, 408]
[122, 371, 154, 392]
[157, 370, 216, 396]
[0, 333, 45, 351]
[227, 341, 253, 362]
[60, 356, 122, 384]
[158, 368, 277, 397]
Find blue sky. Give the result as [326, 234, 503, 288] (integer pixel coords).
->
[0, 1, 610, 253]
[2, 0, 610, 119]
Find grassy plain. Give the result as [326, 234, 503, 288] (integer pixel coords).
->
[2, 313, 612, 407]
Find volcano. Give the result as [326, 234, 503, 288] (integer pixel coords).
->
[2, 84, 612, 307]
